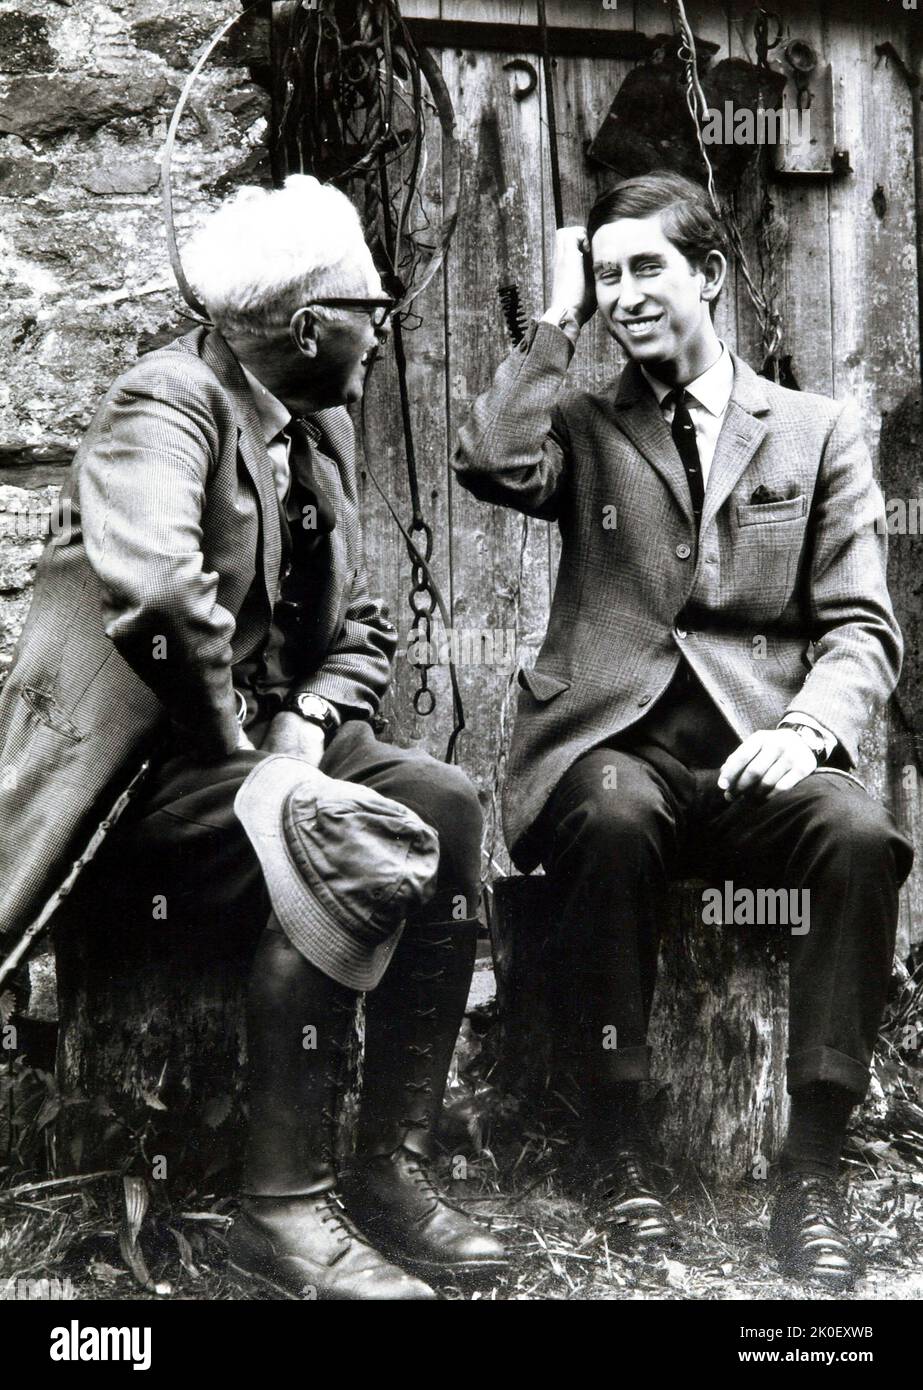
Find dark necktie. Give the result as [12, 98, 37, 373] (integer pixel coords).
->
[284, 417, 337, 539]
[665, 388, 705, 528]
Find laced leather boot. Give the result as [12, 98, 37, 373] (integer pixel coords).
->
[594, 1145, 681, 1251]
[343, 918, 508, 1281]
[227, 926, 435, 1300]
[770, 1172, 863, 1290]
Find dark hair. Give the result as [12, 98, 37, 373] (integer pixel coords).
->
[587, 172, 728, 271]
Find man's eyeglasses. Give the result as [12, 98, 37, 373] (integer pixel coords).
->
[302, 297, 396, 330]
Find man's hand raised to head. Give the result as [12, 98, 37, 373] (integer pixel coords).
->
[718, 728, 817, 803]
[542, 225, 597, 330]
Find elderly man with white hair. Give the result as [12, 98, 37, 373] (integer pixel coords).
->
[0, 175, 506, 1300]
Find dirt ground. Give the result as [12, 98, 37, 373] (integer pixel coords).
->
[3, 1117, 922, 1303]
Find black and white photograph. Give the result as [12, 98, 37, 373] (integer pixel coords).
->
[1, 0, 922, 1352]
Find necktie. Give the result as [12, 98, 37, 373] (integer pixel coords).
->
[665, 388, 705, 528]
[284, 418, 337, 539]
[271, 419, 337, 638]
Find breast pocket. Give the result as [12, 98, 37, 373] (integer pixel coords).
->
[729, 493, 808, 621]
[736, 494, 807, 527]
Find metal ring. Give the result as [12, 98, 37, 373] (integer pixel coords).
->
[413, 687, 436, 716]
[409, 589, 435, 617]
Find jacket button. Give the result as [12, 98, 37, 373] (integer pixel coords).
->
[675, 542, 692, 560]
[637, 694, 651, 707]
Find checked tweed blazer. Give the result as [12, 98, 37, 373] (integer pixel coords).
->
[0, 328, 396, 938]
[453, 321, 902, 872]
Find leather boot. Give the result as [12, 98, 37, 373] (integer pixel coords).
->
[770, 1172, 863, 1290]
[227, 924, 436, 1300]
[343, 918, 508, 1281]
[580, 1082, 681, 1253]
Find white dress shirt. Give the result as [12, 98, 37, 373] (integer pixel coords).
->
[641, 344, 735, 488]
[241, 364, 292, 504]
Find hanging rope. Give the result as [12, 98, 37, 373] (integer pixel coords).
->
[160, 5, 265, 321]
[670, 0, 784, 374]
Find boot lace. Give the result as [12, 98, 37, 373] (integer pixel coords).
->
[598, 1147, 661, 1205]
[797, 1177, 846, 1236]
[402, 1152, 463, 1220]
[316, 1191, 372, 1252]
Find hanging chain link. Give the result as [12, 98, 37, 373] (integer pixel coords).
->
[671, 0, 784, 371]
[407, 516, 436, 716]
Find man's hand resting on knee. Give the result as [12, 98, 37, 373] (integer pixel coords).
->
[718, 728, 817, 802]
[262, 712, 326, 767]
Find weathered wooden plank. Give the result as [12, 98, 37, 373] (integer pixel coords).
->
[547, 23, 637, 390]
[353, 72, 454, 762]
[824, 3, 921, 951]
[727, 1, 834, 392]
[539, 8, 638, 590]
[441, 12, 554, 878]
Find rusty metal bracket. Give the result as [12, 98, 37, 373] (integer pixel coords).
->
[503, 58, 537, 101]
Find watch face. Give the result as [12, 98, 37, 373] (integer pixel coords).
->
[296, 694, 333, 728]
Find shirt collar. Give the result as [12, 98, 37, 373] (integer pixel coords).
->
[641, 343, 734, 418]
[240, 364, 292, 446]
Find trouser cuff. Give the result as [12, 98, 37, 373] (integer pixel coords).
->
[786, 1046, 869, 1099]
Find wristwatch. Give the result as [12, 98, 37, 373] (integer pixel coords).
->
[784, 722, 828, 763]
[283, 692, 339, 739]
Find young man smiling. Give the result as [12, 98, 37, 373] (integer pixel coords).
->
[454, 172, 913, 1288]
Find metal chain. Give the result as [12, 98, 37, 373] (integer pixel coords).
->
[671, 0, 784, 368]
[407, 516, 436, 717]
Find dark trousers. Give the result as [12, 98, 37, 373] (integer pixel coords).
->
[99, 719, 483, 952]
[534, 668, 914, 1101]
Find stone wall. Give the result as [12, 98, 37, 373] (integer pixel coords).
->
[0, 0, 270, 678]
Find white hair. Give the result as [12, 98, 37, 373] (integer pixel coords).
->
[182, 174, 381, 335]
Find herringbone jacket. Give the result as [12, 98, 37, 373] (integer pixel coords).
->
[453, 321, 902, 871]
[0, 328, 396, 937]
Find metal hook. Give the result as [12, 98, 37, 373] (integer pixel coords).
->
[753, 8, 783, 68]
[503, 58, 538, 101]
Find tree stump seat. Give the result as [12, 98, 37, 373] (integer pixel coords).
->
[53, 868, 790, 1190]
[486, 874, 790, 1185]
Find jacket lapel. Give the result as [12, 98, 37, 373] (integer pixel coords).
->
[699, 353, 769, 537]
[198, 330, 283, 607]
[609, 362, 694, 525]
[609, 352, 771, 537]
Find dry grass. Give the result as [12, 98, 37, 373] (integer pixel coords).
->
[2, 1116, 922, 1302]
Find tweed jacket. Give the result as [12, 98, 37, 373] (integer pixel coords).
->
[0, 328, 396, 937]
[453, 321, 902, 872]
